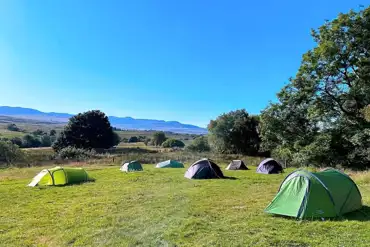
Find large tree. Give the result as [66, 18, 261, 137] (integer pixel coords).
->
[208, 109, 260, 155]
[260, 7, 370, 168]
[186, 136, 211, 152]
[162, 139, 185, 148]
[52, 110, 119, 151]
[152, 131, 167, 146]
[0, 140, 24, 165]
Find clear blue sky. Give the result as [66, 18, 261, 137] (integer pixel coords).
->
[0, 0, 364, 127]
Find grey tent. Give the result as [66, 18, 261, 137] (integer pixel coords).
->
[184, 158, 224, 179]
[226, 160, 248, 170]
[256, 158, 283, 174]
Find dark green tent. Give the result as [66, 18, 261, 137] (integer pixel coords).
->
[265, 169, 362, 219]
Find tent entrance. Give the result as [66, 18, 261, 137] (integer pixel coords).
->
[265, 175, 309, 217]
[28, 170, 50, 187]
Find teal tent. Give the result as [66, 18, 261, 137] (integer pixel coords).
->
[265, 169, 362, 219]
[120, 161, 143, 172]
[156, 160, 184, 168]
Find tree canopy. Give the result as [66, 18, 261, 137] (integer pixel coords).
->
[0, 140, 24, 165]
[52, 110, 119, 151]
[152, 131, 167, 146]
[128, 136, 139, 143]
[208, 109, 260, 155]
[6, 124, 20, 132]
[162, 139, 185, 148]
[260, 7, 370, 168]
[186, 136, 211, 152]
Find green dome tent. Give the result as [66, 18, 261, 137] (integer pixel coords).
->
[28, 166, 91, 187]
[120, 161, 143, 172]
[265, 169, 362, 219]
[156, 160, 184, 168]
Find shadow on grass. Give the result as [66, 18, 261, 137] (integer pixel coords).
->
[223, 176, 238, 180]
[267, 206, 370, 222]
[339, 205, 370, 222]
[35, 179, 96, 189]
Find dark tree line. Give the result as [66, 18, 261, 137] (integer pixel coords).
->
[259, 7, 370, 168]
[206, 7, 369, 169]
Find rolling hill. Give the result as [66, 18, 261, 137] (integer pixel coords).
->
[0, 106, 207, 134]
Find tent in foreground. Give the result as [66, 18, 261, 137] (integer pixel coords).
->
[156, 160, 184, 168]
[28, 166, 91, 187]
[120, 161, 143, 172]
[185, 158, 224, 179]
[265, 169, 362, 219]
[257, 158, 283, 174]
[226, 160, 248, 170]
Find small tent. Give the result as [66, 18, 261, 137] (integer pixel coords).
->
[156, 160, 184, 168]
[226, 160, 248, 170]
[185, 158, 224, 179]
[28, 166, 91, 187]
[120, 161, 143, 172]
[265, 169, 362, 219]
[257, 158, 283, 174]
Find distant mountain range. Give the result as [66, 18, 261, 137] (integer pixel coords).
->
[0, 106, 207, 134]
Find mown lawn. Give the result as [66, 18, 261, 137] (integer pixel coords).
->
[0, 165, 369, 247]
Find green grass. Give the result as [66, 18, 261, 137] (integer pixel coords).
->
[116, 130, 196, 146]
[0, 165, 369, 247]
[0, 129, 25, 139]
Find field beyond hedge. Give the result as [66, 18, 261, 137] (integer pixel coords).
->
[0, 165, 369, 247]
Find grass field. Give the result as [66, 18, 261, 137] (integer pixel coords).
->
[0, 129, 25, 139]
[0, 164, 369, 247]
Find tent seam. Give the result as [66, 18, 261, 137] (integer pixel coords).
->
[310, 173, 337, 216]
[46, 169, 54, 185]
[297, 176, 311, 219]
[61, 167, 68, 184]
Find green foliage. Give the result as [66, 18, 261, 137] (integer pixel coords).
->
[113, 132, 121, 145]
[186, 136, 211, 152]
[32, 129, 46, 136]
[260, 7, 370, 168]
[143, 138, 151, 146]
[52, 110, 119, 151]
[6, 124, 20, 132]
[162, 138, 185, 148]
[10, 137, 22, 147]
[363, 105, 370, 122]
[49, 129, 57, 136]
[208, 109, 261, 155]
[0, 140, 24, 165]
[40, 135, 54, 147]
[56, 147, 96, 160]
[22, 134, 41, 148]
[138, 136, 146, 142]
[152, 131, 167, 146]
[128, 136, 139, 143]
